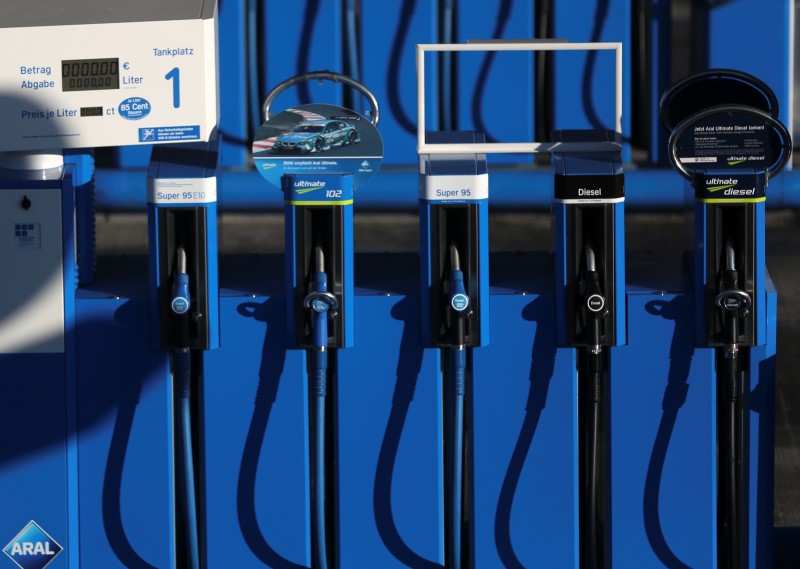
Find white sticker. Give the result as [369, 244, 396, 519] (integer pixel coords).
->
[147, 177, 217, 204]
[679, 156, 717, 163]
[422, 173, 489, 201]
[14, 222, 40, 250]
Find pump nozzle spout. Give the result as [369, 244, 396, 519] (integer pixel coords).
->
[314, 246, 325, 274]
[177, 247, 187, 274]
[585, 243, 597, 273]
[449, 243, 461, 271]
[725, 242, 736, 273]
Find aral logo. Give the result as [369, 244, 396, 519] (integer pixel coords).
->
[3, 521, 63, 569]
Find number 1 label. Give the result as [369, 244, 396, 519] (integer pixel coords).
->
[165, 67, 181, 108]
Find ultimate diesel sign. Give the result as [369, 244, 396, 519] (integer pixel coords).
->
[694, 172, 765, 203]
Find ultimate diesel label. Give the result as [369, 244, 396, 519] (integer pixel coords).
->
[554, 173, 625, 204]
[695, 173, 765, 203]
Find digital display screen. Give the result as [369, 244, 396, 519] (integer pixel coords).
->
[62, 58, 119, 92]
[80, 107, 103, 117]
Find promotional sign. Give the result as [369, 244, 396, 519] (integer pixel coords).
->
[252, 103, 383, 190]
[668, 106, 791, 189]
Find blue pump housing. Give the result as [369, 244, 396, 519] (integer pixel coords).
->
[692, 169, 767, 348]
[147, 140, 220, 351]
[552, 130, 626, 348]
[419, 131, 490, 348]
[284, 172, 354, 349]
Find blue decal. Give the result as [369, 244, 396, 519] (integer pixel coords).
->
[451, 293, 470, 312]
[171, 297, 189, 314]
[118, 97, 152, 120]
[285, 175, 354, 204]
[3, 521, 63, 569]
[138, 125, 200, 142]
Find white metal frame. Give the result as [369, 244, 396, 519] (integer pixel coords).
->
[416, 41, 623, 155]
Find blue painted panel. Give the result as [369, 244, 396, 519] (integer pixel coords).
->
[554, 202, 569, 345]
[610, 290, 716, 568]
[116, 146, 153, 169]
[202, 294, 311, 568]
[218, 0, 249, 166]
[336, 294, 444, 567]
[613, 200, 626, 345]
[0, 354, 69, 568]
[706, 1, 792, 133]
[457, 0, 535, 164]
[755, 201, 767, 347]
[361, 2, 438, 164]
[471, 293, 579, 568]
[649, 0, 672, 164]
[553, 0, 631, 160]
[746, 282, 776, 567]
[75, 296, 173, 569]
[262, 1, 343, 112]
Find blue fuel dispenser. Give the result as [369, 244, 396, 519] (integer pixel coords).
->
[419, 131, 490, 569]
[660, 70, 791, 568]
[147, 139, 220, 568]
[284, 169, 354, 569]
[552, 129, 625, 569]
[415, 41, 624, 568]
[222, 71, 432, 569]
[0, 151, 86, 568]
[608, 70, 788, 568]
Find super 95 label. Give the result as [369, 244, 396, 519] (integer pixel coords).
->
[422, 174, 489, 202]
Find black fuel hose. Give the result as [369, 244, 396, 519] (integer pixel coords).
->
[583, 243, 605, 569]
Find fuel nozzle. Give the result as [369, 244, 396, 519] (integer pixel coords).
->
[446, 244, 471, 349]
[582, 244, 607, 355]
[715, 243, 751, 358]
[171, 247, 191, 315]
[304, 246, 339, 350]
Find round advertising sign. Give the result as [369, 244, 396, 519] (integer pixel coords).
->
[668, 105, 791, 180]
[252, 103, 383, 190]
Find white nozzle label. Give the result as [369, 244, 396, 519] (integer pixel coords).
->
[422, 173, 488, 201]
[148, 177, 217, 204]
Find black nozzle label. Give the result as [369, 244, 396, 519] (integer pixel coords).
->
[587, 294, 605, 312]
[715, 289, 751, 312]
[554, 174, 624, 204]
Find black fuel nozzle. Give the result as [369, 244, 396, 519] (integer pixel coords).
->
[445, 244, 471, 349]
[581, 244, 608, 357]
[715, 243, 751, 359]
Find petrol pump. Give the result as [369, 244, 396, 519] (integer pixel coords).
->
[661, 70, 790, 568]
[0, 2, 217, 568]
[552, 129, 625, 569]
[416, 40, 623, 569]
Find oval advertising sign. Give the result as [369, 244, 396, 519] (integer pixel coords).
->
[118, 97, 152, 120]
[669, 106, 791, 180]
[252, 103, 383, 190]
